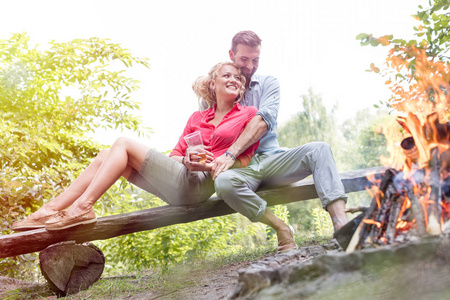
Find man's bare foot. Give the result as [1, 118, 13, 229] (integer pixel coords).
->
[327, 199, 348, 232]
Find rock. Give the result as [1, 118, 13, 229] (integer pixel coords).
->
[231, 237, 450, 299]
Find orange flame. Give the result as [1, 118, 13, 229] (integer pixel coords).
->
[363, 219, 381, 228]
[362, 45, 450, 243]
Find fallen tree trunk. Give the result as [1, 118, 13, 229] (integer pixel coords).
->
[0, 166, 384, 258]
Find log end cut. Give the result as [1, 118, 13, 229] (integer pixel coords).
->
[39, 241, 105, 296]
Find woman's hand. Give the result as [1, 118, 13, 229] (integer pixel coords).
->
[180, 148, 214, 172]
[188, 146, 214, 163]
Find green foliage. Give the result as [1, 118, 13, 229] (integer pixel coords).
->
[277, 88, 387, 231]
[311, 207, 333, 238]
[278, 87, 340, 149]
[0, 33, 149, 278]
[98, 188, 282, 275]
[286, 200, 322, 232]
[356, 0, 450, 111]
[340, 108, 390, 170]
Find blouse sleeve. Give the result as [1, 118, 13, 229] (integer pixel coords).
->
[169, 113, 197, 157]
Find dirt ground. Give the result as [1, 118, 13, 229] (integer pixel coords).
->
[0, 276, 40, 298]
[0, 259, 254, 299]
[149, 260, 253, 300]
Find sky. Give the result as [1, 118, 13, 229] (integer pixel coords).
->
[1, 0, 426, 151]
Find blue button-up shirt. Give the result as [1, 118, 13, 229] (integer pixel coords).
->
[240, 74, 283, 155]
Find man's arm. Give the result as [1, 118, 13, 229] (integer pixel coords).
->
[228, 115, 267, 157]
[211, 115, 267, 179]
[211, 76, 280, 179]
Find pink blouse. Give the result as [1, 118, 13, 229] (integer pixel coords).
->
[170, 103, 259, 167]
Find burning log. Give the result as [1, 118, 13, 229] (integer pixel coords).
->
[385, 195, 405, 242]
[342, 132, 449, 252]
[343, 169, 397, 253]
[428, 147, 442, 235]
[407, 189, 427, 236]
[363, 169, 398, 247]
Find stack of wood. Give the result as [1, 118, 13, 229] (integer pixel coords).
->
[341, 146, 450, 252]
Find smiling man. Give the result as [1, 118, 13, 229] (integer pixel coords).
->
[212, 31, 349, 247]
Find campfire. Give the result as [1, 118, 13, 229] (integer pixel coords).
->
[337, 47, 450, 252]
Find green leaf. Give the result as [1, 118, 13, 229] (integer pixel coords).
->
[355, 33, 368, 40]
[370, 63, 380, 73]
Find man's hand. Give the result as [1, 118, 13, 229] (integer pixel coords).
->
[210, 115, 267, 180]
[211, 152, 235, 180]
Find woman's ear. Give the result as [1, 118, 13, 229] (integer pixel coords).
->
[209, 81, 216, 97]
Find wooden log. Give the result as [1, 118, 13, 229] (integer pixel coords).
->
[0, 166, 385, 258]
[370, 184, 397, 244]
[408, 189, 427, 236]
[39, 241, 105, 296]
[385, 195, 404, 243]
[428, 147, 442, 235]
[361, 169, 397, 247]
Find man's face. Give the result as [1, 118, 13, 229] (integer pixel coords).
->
[229, 44, 260, 82]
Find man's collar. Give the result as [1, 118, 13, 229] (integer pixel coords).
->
[247, 74, 259, 90]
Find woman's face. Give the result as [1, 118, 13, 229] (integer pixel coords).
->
[211, 65, 242, 101]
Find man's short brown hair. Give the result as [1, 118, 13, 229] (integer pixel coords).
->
[231, 31, 262, 54]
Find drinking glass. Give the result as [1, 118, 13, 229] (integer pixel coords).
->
[183, 131, 206, 162]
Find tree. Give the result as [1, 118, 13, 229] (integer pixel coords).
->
[277, 88, 342, 231]
[340, 108, 390, 171]
[0, 33, 149, 278]
[277, 88, 390, 229]
[356, 0, 450, 167]
[278, 87, 340, 149]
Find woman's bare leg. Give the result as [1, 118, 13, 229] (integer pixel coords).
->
[40, 149, 109, 211]
[27, 149, 111, 220]
[61, 137, 149, 217]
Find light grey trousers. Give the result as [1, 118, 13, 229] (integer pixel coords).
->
[214, 142, 348, 222]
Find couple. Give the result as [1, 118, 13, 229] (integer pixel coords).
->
[12, 31, 348, 253]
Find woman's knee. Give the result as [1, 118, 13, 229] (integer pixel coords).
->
[111, 137, 132, 149]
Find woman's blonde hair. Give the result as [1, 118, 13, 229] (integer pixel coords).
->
[192, 62, 246, 109]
